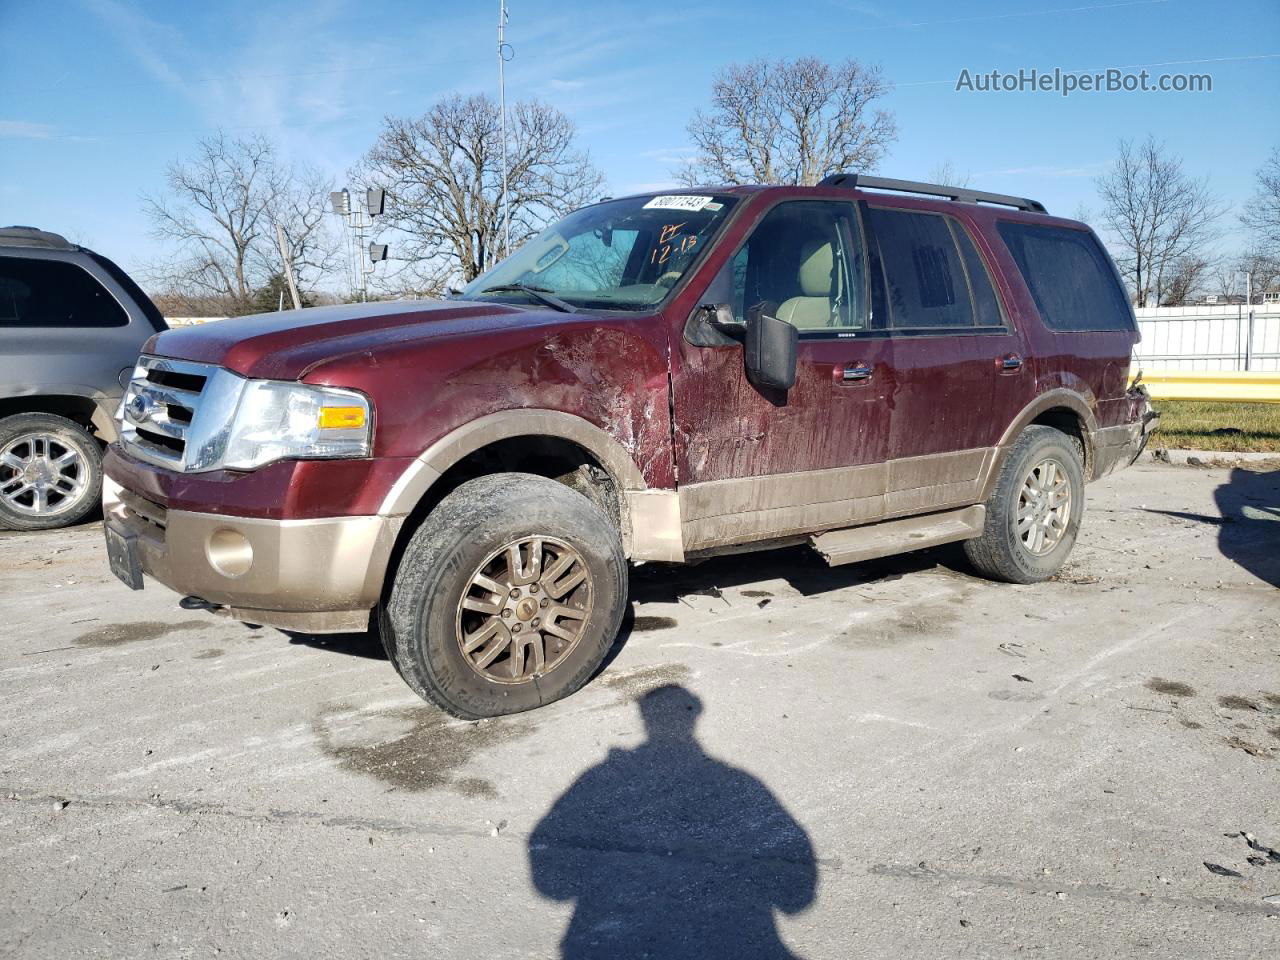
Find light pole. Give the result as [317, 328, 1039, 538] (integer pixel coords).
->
[498, 0, 513, 260]
[330, 187, 387, 302]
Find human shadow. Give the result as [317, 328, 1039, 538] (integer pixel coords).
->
[1214, 466, 1280, 587]
[1144, 465, 1280, 587]
[528, 684, 817, 959]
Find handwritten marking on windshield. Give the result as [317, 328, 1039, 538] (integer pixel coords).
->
[659, 222, 687, 244]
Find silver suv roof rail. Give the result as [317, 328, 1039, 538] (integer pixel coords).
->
[818, 174, 1047, 214]
[0, 226, 76, 250]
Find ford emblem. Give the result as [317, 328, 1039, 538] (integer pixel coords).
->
[126, 392, 156, 423]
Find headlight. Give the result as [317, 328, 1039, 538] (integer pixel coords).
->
[117, 356, 375, 474]
[221, 381, 372, 470]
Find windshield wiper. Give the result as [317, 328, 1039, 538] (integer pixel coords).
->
[477, 283, 576, 313]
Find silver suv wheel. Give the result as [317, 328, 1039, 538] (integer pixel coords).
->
[0, 413, 103, 531]
[0, 432, 89, 518]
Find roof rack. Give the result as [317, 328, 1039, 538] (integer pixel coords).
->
[0, 226, 76, 250]
[0, 227, 78, 252]
[818, 174, 1046, 214]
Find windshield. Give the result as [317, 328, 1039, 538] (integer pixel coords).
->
[460, 194, 739, 311]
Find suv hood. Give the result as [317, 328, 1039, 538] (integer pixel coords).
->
[147, 299, 544, 380]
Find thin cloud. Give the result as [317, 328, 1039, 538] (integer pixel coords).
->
[977, 163, 1108, 178]
[832, 0, 1169, 31]
[82, 0, 190, 96]
[639, 146, 699, 166]
[0, 120, 54, 139]
[619, 181, 682, 195]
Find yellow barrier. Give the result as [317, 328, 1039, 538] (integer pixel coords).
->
[1131, 370, 1280, 404]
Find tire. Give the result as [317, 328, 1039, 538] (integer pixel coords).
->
[385, 472, 628, 718]
[0, 413, 103, 532]
[963, 425, 1085, 584]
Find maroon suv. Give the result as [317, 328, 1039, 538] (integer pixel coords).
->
[103, 175, 1156, 717]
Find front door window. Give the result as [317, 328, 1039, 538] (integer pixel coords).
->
[711, 201, 867, 333]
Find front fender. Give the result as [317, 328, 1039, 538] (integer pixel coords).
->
[377, 409, 683, 563]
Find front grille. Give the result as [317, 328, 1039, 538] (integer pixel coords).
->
[147, 368, 207, 393]
[118, 356, 219, 471]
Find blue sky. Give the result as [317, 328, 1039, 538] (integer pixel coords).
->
[1, 0, 1277, 277]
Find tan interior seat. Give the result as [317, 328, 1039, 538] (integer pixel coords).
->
[776, 240, 836, 329]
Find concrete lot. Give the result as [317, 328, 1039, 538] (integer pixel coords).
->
[2, 462, 1279, 959]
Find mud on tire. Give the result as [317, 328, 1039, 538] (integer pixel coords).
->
[384, 473, 628, 719]
[963, 425, 1085, 584]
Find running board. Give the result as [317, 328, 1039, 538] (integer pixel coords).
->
[810, 505, 987, 567]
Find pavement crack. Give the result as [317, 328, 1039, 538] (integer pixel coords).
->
[869, 862, 1279, 918]
[2, 785, 490, 842]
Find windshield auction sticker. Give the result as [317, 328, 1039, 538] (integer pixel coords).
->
[643, 195, 714, 211]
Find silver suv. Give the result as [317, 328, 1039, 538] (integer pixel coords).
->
[0, 227, 165, 530]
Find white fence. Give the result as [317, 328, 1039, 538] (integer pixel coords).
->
[166, 317, 226, 326]
[1133, 304, 1280, 372]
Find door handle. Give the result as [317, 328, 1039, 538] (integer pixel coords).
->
[841, 362, 873, 383]
[998, 353, 1024, 373]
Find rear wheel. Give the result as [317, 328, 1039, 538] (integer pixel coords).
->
[385, 473, 627, 718]
[0, 413, 102, 531]
[963, 425, 1085, 584]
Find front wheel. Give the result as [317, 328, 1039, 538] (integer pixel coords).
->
[0, 413, 103, 531]
[385, 473, 628, 718]
[963, 425, 1085, 584]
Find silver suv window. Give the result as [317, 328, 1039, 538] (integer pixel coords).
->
[0, 256, 128, 328]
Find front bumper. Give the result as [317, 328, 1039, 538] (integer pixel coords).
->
[103, 474, 401, 633]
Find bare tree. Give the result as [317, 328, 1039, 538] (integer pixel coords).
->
[677, 57, 896, 187]
[357, 94, 603, 291]
[1160, 254, 1212, 305]
[1095, 136, 1224, 307]
[927, 161, 971, 188]
[1241, 146, 1280, 254]
[144, 132, 338, 312]
[1212, 261, 1241, 300]
[1236, 247, 1280, 302]
[262, 165, 342, 296]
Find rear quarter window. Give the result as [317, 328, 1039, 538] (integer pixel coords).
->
[0, 255, 129, 328]
[865, 207, 973, 329]
[997, 222, 1134, 332]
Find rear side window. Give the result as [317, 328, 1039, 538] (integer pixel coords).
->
[88, 252, 166, 331]
[0, 256, 129, 328]
[866, 208, 969, 328]
[863, 207, 1004, 331]
[997, 222, 1134, 332]
[950, 223, 1004, 328]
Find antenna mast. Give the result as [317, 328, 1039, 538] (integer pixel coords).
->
[497, 0, 512, 260]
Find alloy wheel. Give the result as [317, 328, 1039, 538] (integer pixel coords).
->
[1017, 457, 1072, 556]
[0, 433, 89, 518]
[455, 536, 594, 684]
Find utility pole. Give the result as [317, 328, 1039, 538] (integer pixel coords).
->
[498, 0, 512, 259]
[275, 224, 302, 310]
[1245, 270, 1255, 371]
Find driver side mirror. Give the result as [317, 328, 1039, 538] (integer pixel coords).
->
[744, 301, 798, 391]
